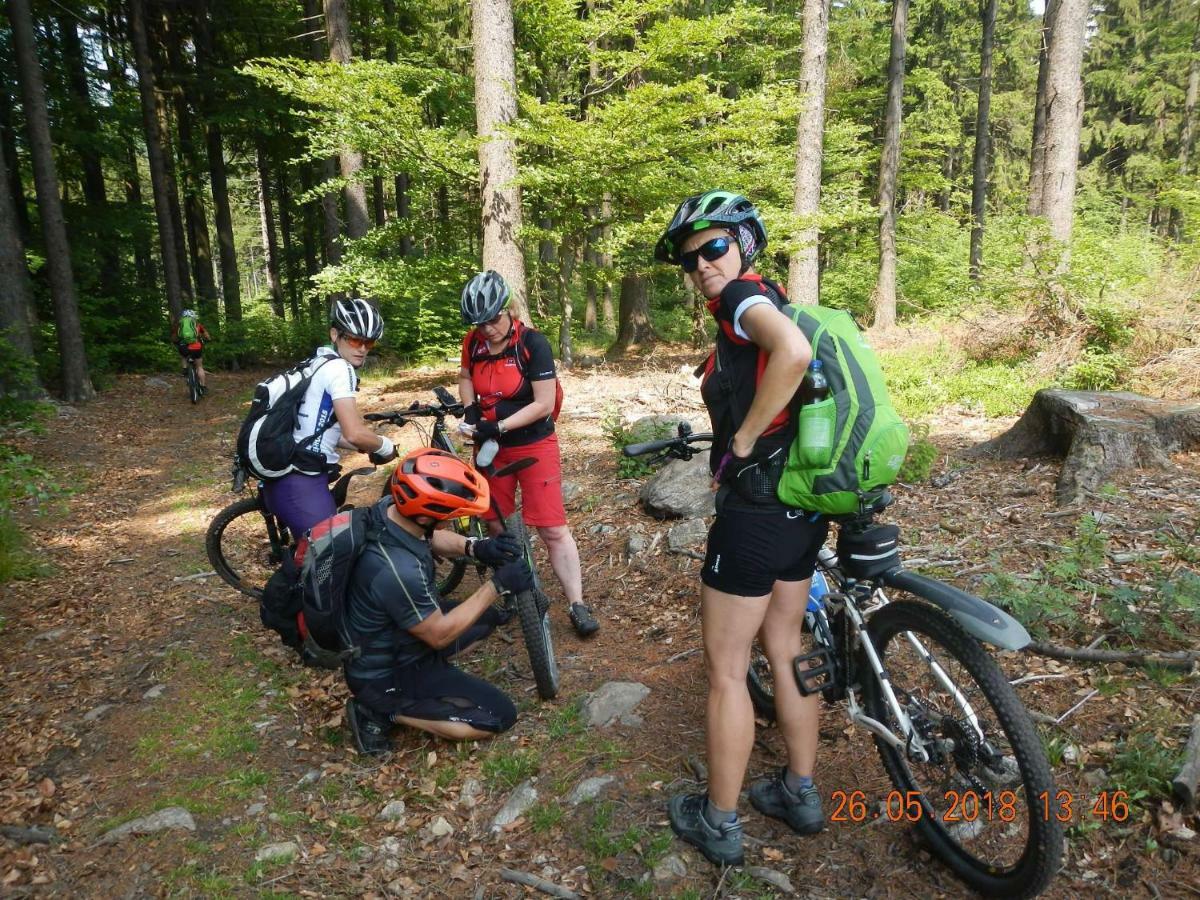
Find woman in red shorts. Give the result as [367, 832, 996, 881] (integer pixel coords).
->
[457, 270, 599, 638]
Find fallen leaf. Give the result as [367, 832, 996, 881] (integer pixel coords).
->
[762, 847, 784, 861]
[309, 843, 327, 856]
[37, 778, 55, 798]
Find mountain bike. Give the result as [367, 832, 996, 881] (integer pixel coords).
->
[624, 425, 1063, 898]
[183, 356, 202, 404]
[366, 386, 560, 700]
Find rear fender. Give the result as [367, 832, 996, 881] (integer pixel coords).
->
[881, 569, 1031, 651]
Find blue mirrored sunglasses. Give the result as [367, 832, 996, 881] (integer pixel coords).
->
[680, 236, 733, 273]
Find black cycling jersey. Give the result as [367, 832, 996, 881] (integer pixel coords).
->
[344, 498, 441, 680]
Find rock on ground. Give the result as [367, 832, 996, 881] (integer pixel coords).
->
[378, 799, 406, 821]
[101, 806, 196, 843]
[581, 682, 650, 727]
[567, 776, 615, 806]
[667, 519, 707, 550]
[460, 778, 483, 809]
[652, 853, 687, 883]
[490, 780, 538, 831]
[255, 841, 299, 863]
[745, 866, 795, 894]
[640, 454, 714, 519]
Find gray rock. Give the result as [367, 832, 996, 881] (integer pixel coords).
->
[255, 841, 298, 863]
[1082, 767, 1108, 790]
[144, 377, 172, 389]
[626, 534, 649, 556]
[745, 866, 795, 894]
[83, 704, 115, 723]
[581, 681, 650, 727]
[460, 778, 483, 809]
[378, 800, 406, 822]
[640, 455, 714, 519]
[297, 769, 321, 787]
[1062, 744, 1080, 765]
[426, 815, 454, 838]
[561, 480, 582, 503]
[101, 806, 196, 843]
[588, 523, 616, 534]
[567, 776, 615, 806]
[652, 853, 687, 883]
[32, 627, 69, 643]
[626, 415, 699, 443]
[55, 404, 78, 418]
[245, 802, 266, 817]
[490, 780, 538, 831]
[667, 519, 707, 551]
[142, 684, 167, 700]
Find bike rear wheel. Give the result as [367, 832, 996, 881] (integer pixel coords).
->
[435, 516, 487, 596]
[186, 362, 201, 404]
[747, 641, 777, 721]
[505, 510, 559, 700]
[206, 495, 291, 600]
[862, 600, 1062, 898]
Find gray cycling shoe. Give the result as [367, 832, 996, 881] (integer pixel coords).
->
[667, 792, 744, 866]
[568, 602, 600, 638]
[346, 699, 392, 757]
[748, 768, 824, 834]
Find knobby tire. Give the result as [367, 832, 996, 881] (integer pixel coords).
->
[505, 511, 559, 700]
[206, 495, 287, 601]
[186, 363, 201, 404]
[862, 600, 1062, 898]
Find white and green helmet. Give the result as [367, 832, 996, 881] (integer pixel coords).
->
[654, 190, 768, 268]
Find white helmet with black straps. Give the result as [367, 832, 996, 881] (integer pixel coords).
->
[181, 308, 197, 319]
[460, 270, 510, 325]
[330, 297, 384, 341]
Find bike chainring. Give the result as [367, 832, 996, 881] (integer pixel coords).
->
[941, 715, 985, 776]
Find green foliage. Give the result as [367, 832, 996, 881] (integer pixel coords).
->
[898, 423, 936, 483]
[0, 445, 69, 584]
[879, 343, 1041, 420]
[1110, 733, 1176, 801]
[602, 410, 675, 478]
[481, 747, 541, 790]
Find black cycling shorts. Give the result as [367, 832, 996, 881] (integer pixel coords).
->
[177, 341, 203, 360]
[702, 501, 829, 597]
[347, 656, 517, 734]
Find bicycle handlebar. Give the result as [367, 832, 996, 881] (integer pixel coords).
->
[622, 430, 713, 459]
[365, 392, 465, 426]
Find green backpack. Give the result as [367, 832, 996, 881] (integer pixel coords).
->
[776, 305, 910, 515]
[179, 316, 199, 343]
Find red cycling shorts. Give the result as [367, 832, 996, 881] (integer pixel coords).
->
[483, 433, 567, 527]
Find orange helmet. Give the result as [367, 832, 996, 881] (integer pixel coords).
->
[389, 448, 489, 520]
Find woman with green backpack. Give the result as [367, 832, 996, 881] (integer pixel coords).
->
[654, 191, 828, 866]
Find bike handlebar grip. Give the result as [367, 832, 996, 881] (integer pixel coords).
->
[622, 438, 674, 457]
[364, 413, 386, 421]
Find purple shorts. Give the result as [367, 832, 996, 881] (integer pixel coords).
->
[261, 470, 336, 537]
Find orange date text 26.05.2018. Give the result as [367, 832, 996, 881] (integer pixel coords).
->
[829, 789, 1132, 824]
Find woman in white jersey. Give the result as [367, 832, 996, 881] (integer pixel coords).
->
[261, 298, 396, 535]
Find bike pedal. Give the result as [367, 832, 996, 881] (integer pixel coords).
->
[792, 646, 837, 697]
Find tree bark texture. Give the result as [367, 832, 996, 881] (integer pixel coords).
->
[971, 390, 1200, 506]
[608, 273, 656, 356]
[969, 0, 997, 281]
[129, 0, 185, 321]
[58, 15, 121, 297]
[1027, 0, 1059, 216]
[0, 82, 30, 242]
[600, 193, 614, 329]
[473, 0, 530, 323]
[787, 0, 830, 306]
[1181, 6, 1200, 177]
[384, 0, 414, 256]
[557, 240, 579, 369]
[0, 135, 41, 394]
[1038, 0, 1087, 254]
[8, 0, 94, 401]
[277, 172, 299, 319]
[324, 0, 370, 239]
[256, 144, 285, 317]
[874, 0, 909, 330]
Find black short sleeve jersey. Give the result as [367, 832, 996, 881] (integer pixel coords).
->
[344, 498, 440, 680]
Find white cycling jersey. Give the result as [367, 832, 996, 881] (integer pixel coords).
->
[293, 348, 358, 464]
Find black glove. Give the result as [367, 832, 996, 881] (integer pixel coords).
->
[491, 559, 534, 596]
[472, 533, 522, 567]
[715, 441, 783, 504]
[474, 419, 501, 441]
[368, 436, 397, 465]
[464, 402, 481, 426]
[480, 602, 514, 627]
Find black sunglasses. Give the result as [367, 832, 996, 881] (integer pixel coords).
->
[680, 236, 734, 273]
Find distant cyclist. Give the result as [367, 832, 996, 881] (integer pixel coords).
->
[344, 448, 529, 754]
[261, 298, 397, 539]
[457, 270, 599, 639]
[172, 309, 211, 393]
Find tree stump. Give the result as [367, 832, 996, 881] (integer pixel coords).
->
[970, 390, 1200, 505]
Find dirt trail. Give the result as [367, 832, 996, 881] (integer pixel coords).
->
[1, 360, 1196, 898]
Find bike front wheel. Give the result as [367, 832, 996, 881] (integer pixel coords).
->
[435, 516, 487, 597]
[862, 600, 1062, 898]
[206, 495, 291, 600]
[505, 510, 559, 700]
[186, 363, 201, 404]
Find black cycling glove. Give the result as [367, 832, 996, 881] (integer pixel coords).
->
[491, 559, 534, 596]
[464, 402, 481, 426]
[471, 533, 522, 568]
[474, 419, 501, 441]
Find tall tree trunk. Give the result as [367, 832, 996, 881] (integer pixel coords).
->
[58, 15, 120, 297]
[473, 0, 530, 322]
[0, 82, 30, 242]
[300, 163, 321, 319]
[324, 0, 370, 239]
[256, 144, 285, 317]
[277, 171, 300, 319]
[124, 141, 155, 290]
[557, 239, 579, 368]
[583, 217, 598, 332]
[1027, 0, 1059, 216]
[600, 193, 614, 329]
[788, 0, 831, 305]
[163, 13, 217, 315]
[1172, 4, 1200, 239]
[874, 0, 909, 330]
[304, 0, 343, 279]
[607, 273, 656, 357]
[537, 216, 555, 318]
[1039, 0, 1088, 264]
[129, 0, 184, 321]
[384, 0, 414, 256]
[8, 0, 94, 401]
[969, 0, 997, 281]
[0, 137, 42, 397]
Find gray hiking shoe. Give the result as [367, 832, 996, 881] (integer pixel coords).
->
[346, 699, 392, 757]
[748, 768, 824, 834]
[667, 792, 744, 866]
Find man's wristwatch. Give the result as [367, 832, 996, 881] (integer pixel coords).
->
[464, 536, 479, 558]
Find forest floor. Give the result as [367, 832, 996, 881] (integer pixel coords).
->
[1, 351, 1198, 899]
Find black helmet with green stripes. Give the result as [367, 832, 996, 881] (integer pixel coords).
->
[654, 190, 767, 269]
